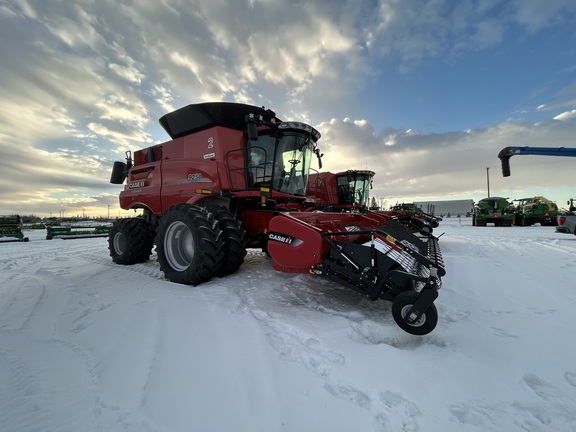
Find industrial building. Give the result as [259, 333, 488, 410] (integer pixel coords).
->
[414, 199, 475, 217]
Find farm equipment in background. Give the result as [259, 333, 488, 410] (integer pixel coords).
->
[473, 197, 514, 226]
[0, 215, 29, 242]
[306, 170, 439, 235]
[511, 196, 558, 226]
[498, 146, 576, 232]
[388, 202, 442, 234]
[45, 223, 112, 240]
[108, 102, 446, 334]
[307, 169, 375, 212]
[498, 146, 576, 177]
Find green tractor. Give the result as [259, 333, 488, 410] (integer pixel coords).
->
[512, 196, 559, 226]
[473, 197, 514, 227]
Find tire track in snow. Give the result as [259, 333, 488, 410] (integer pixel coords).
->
[0, 335, 99, 432]
[234, 263, 430, 431]
[0, 276, 45, 330]
[80, 252, 167, 281]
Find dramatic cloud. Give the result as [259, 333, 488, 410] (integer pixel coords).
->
[0, 0, 575, 216]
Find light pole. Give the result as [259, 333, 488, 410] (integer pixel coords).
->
[107, 205, 110, 220]
[486, 167, 490, 198]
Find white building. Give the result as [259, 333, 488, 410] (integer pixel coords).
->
[414, 199, 475, 217]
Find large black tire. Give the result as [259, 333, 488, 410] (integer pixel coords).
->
[207, 206, 248, 277]
[155, 204, 225, 285]
[109, 218, 155, 264]
[475, 218, 487, 227]
[392, 291, 438, 335]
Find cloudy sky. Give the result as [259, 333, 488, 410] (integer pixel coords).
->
[1, 0, 575, 218]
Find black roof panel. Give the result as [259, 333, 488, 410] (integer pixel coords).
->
[159, 102, 279, 139]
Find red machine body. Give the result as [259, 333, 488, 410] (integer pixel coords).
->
[109, 102, 446, 335]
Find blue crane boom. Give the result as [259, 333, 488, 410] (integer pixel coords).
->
[498, 146, 576, 177]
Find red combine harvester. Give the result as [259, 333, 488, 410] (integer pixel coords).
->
[109, 102, 445, 334]
[307, 170, 440, 235]
[307, 170, 375, 212]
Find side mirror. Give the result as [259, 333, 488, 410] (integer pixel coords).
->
[110, 161, 128, 184]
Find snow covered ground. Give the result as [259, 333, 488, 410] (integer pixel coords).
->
[1, 218, 575, 432]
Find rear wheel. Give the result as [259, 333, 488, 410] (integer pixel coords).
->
[207, 206, 248, 277]
[109, 218, 155, 264]
[392, 291, 438, 335]
[475, 218, 487, 226]
[156, 204, 224, 285]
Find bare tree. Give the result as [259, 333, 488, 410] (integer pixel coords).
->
[372, 196, 388, 210]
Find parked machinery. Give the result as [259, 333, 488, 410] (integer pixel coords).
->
[0, 215, 29, 242]
[388, 202, 442, 233]
[473, 197, 514, 227]
[307, 170, 440, 235]
[498, 146, 576, 177]
[109, 102, 446, 334]
[307, 169, 375, 212]
[511, 196, 558, 226]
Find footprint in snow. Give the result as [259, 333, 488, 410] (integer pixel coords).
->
[511, 373, 576, 428]
[489, 327, 518, 339]
[323, 381, 371, 409]
[449, 399, 506, 426]
[565, 371, 576, 388]
[372, 391, 422, 432]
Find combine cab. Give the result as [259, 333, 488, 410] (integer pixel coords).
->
[473, 197, 514, 226]
[109, 102, 446, 334]
[0, 215, 29, 242]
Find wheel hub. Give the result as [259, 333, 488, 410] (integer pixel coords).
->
[165, 221, 194, 271]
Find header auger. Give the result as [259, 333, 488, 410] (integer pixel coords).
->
[109, 102, 446, 334]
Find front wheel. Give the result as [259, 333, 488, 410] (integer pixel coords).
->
[109, 218, 155, 264]
[207, 206, 248, 277]
[155, 204, 224, 285]
[392, 291, 438, 335]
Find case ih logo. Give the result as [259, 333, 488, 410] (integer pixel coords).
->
[129, 181, 145, 188]
[268, 232, 303, 246]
